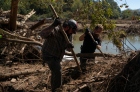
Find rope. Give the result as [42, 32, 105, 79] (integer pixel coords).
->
[125, 37, 137, 50]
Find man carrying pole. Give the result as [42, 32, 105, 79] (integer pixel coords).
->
[39, 10, 79, 92]
[79, 24, 105, 73]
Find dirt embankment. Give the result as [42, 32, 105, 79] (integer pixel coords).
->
[115, 20, 140, 35]
[25, 20, 140, 35]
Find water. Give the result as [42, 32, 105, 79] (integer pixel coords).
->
[73, 32, 140, 55]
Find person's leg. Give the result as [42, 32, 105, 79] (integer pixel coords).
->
[80, 57, 87, 72]
[46, 58, 61, 92]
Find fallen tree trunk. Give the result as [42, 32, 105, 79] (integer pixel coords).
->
[0, 10, 10, 16]
[73, 84, 92, 92]
[0, 28, 36, 41]
[20, 9, 36, 24]
[65, 52, 114, 58]
[0, 69, 46, 81]
[29, 19, 49, 30]
[0, 38, 42, 46]
[0, 18, 9, 24]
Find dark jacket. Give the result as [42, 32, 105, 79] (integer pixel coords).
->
[81, 32, 101, 53]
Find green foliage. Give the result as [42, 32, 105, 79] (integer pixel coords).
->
[70, 0, 125, 50]
[0, 0, 11, 10]
[121, 9, 133, 19]
[121, 9, 140, 20]
[29, 14, 39, 21]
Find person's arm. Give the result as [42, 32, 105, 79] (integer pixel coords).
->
[79, 33, 85, 41]
[96, 37, 102, 49]
[79, 28, 90, 41]
[39, 25, 55, 38]
[39, 18, 61, 39]
[66, 34, 74, 52]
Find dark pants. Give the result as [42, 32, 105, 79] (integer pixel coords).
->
[80, 56, 95, 72]
[45, 58, 61, 92]
[80, 57, 87, 72]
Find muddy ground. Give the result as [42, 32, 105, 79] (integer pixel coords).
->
[0, 53, 129, 92]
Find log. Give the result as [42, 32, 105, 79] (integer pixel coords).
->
[16, 21, 28, 29]
[0, 38, 42, 46]
[0, 10, 10, 16]
[0, 18, 9, 24]
[0, 28, 35, 41]
[19, 32, 29, 54]
[0, 19, 28, 29]
[17, 14, 24, 18]
[0, 11, 25, 18]
[29, 19, 47, 30]
[65, 52, 114, 58]
[0, 69, 46, 81]
[73, 84, 91, 92]
[20, 9, 36, 24]
[1, 46, 7, 54]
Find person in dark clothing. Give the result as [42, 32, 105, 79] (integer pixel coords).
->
[79, 24, 103, 72]
[39, 18, 78, 92]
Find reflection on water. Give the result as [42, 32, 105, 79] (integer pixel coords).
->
[73, 32, 140, 55]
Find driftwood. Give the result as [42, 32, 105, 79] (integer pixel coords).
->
[1, 38, 42, 46]
[17, 14, 24, 19]
[0, 28, 36, 41]
[65, 52, 114, 58]
[0, 18, 9, 24]
[30, 19, 48, 30]
[73, 84, 91, 92]
[16, 21, 28, 29]
[21, 9, 36, 24]
[0, 28, 42, 46]
[0, 9, 11, 16]
[0, 69, 46, 81]
[17, 9, 36, 28]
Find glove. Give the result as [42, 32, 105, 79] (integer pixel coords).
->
[0, 34, 6, 39]
[67, 43, 74, 48]
[52, 17, 61, 27]
[85, 28, 90, 35]
[96, 45, 101, 49]
[0, 34, 2, 38]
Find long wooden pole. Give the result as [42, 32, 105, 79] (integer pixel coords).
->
[88, 31, 106, 58]
[9, 0, 19, 31]
[49, 4, 81, 71]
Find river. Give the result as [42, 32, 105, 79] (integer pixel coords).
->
[73, 32, 140, 55]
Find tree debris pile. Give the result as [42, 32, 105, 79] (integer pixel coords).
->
[107, 51, 140, 92]
[0, 9, 46, 65]
[126, 24, 140, 35]
[115, 20, 140, 35]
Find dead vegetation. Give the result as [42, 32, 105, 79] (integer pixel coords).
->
[107, 51, 140, 92]
[0, 54, 126, 92]
[1, 51, 140, 92]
